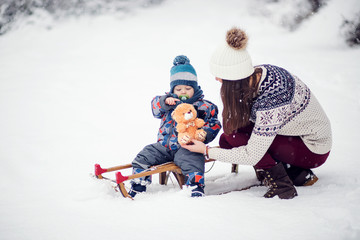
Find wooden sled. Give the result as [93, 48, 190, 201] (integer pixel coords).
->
[94, 160, 238, 200]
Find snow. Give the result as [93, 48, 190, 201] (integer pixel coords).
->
[0, 0, 360, 239]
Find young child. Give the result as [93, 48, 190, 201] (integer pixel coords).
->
[128, 55, 221, 197]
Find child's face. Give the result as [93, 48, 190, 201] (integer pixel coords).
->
[173, 85, 194, 99]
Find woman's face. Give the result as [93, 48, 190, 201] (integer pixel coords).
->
[215, 77, 223, 83]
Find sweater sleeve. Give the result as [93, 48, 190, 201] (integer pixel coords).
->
[208, 112, 277, 166]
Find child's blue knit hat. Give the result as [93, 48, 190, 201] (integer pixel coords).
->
[170, 55, 198, 93]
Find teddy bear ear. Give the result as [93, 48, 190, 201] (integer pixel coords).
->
[171, 111, 176, 121]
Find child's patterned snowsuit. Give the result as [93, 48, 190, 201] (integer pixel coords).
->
[131, 92, 221, 188]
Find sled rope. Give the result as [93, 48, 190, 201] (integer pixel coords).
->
[204, 161, 215, 173]
[217, 183, 263, 195]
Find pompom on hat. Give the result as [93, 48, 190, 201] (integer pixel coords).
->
[170, 55, 198, 93]
[210, 27, 254, 80]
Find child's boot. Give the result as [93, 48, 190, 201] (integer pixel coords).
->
[128, 183, 147, 198]
[258, 163, 298, 199]
[186, 172, 205, 197]
[128, 168, 151, 198]
[190, 184, 205, 197]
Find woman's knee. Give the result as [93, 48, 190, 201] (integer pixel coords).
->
[219, 132, 250, 148]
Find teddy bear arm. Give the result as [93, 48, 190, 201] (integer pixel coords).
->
[176, 123, 187, 133]
[195, 118, 205, 128]
[195, 129, 207, 142]
[178, 132, 191, 145]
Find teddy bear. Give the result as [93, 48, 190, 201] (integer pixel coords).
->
[172, 103, 207, 145]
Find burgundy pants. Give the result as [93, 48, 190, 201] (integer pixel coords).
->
[219, 123, 330, 170]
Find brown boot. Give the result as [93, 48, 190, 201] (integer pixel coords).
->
[282, 163, 319, 186]
[259, 163, 298, 199]
[254, 167, 265, 183]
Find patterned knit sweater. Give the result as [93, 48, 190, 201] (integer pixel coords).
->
[208, 64, 332, 166]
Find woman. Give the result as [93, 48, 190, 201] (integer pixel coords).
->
[182, 28, 332, 199]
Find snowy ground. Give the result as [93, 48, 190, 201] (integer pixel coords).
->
[1, 0, 360, 239]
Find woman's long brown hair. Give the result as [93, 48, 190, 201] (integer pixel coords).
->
[220, 67, 262, 135]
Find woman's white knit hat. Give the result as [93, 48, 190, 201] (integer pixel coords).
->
[210, 28, 254, 80]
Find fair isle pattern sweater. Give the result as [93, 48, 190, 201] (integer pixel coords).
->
[209, 64, 332, 166]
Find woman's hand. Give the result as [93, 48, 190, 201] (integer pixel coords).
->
[181, 139, 206, 154]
